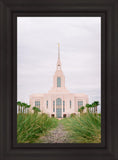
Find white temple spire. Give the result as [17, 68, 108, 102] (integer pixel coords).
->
[57, 43, 61, 70]
[58, 43, 60, 59]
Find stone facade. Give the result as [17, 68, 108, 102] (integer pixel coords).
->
[29, 44, 88, 118]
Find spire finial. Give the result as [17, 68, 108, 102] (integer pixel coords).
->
[57, 43, 61, 70]
[58, 43, 60, 59]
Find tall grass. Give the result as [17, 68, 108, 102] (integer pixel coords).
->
[61, 113, 101, 143]
[17, 113, 58, 143]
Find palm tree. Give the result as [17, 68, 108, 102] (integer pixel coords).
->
[33, 106, 41, 114]
[92, 101, 99, 113]
[81, 106, 85, 113]
[17, 101, 21, 113]
[92, 103, 94, 113]
[89, 104, 92, 113]
[26, 104, 31, 113]
[24, 103, 30, 113]
[94, 101, 99, 113]
[86, 104, 90, 113]
[78, 108, 82, 113]
[92, 102, 96, 113]
[20, 103, 23, 113]
[22, 103, 27, 113]
[78, 106, 85, 114]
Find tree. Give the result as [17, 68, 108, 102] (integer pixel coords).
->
[78, 108, 82, 113]
[20, 103, 24, 113]
[92, 101, 99, 113]
[32, 106, 41, 114]
[22, 103, 27, 113]
[81, 106, 85, 113]
[17, 101, 21, 113]
[26, 105, 31, 113]
[86, 104, 90, 112]
[92, 103, 94, 113]
[94, 101, 99, 113]
[78, 106, 85, 114]
[89, 104, 92, 113]
[24, 103, 30, 113]
[92, 102, 96, 113]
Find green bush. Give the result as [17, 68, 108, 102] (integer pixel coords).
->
[70, 113, 76, 117]
[61, 113, 101, 143]
[17, 113, 58, 143]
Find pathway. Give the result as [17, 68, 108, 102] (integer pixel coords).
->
[38, 123, 72, 143]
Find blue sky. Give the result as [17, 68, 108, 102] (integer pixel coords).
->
[17, 17, 101, 112]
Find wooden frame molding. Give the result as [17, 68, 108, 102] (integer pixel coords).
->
[0, 0, 118, 160]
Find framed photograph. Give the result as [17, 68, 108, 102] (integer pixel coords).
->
[0, 0, 118, 160]
[17, 17, 101, 144]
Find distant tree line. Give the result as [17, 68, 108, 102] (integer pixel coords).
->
[78, 101, 99, 114]
[17, 101, 41, 114]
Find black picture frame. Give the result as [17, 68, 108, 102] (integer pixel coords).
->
[0, 0, 118, 160]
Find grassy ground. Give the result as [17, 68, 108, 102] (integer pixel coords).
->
[60, 113, 101, 143]
[17, 113, 58, 143]
[17, 113, 101, 143]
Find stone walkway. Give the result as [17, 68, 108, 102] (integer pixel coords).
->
[39, 123, 71, 143]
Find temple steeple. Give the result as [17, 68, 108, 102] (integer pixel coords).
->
[58, 43, 60, 59]
[48, 43, 69, 93]
[57, 43, 61, 70]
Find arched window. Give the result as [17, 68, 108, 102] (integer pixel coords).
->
[57, 77, 61, 87]
[56, 98, 62, 106]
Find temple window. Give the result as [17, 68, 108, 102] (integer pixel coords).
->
[53, 101, 55, 112]
[57, 77, 61, 87]
[63, 101, 65, 112]
[70, 100, 71, 108]
[35, 101, 40, 108]
[78, 101, 83, 109]
[46, 100, 48, 108]
[56, 98, 62, 105]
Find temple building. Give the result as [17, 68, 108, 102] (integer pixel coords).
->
[29, 44, 88, 118]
